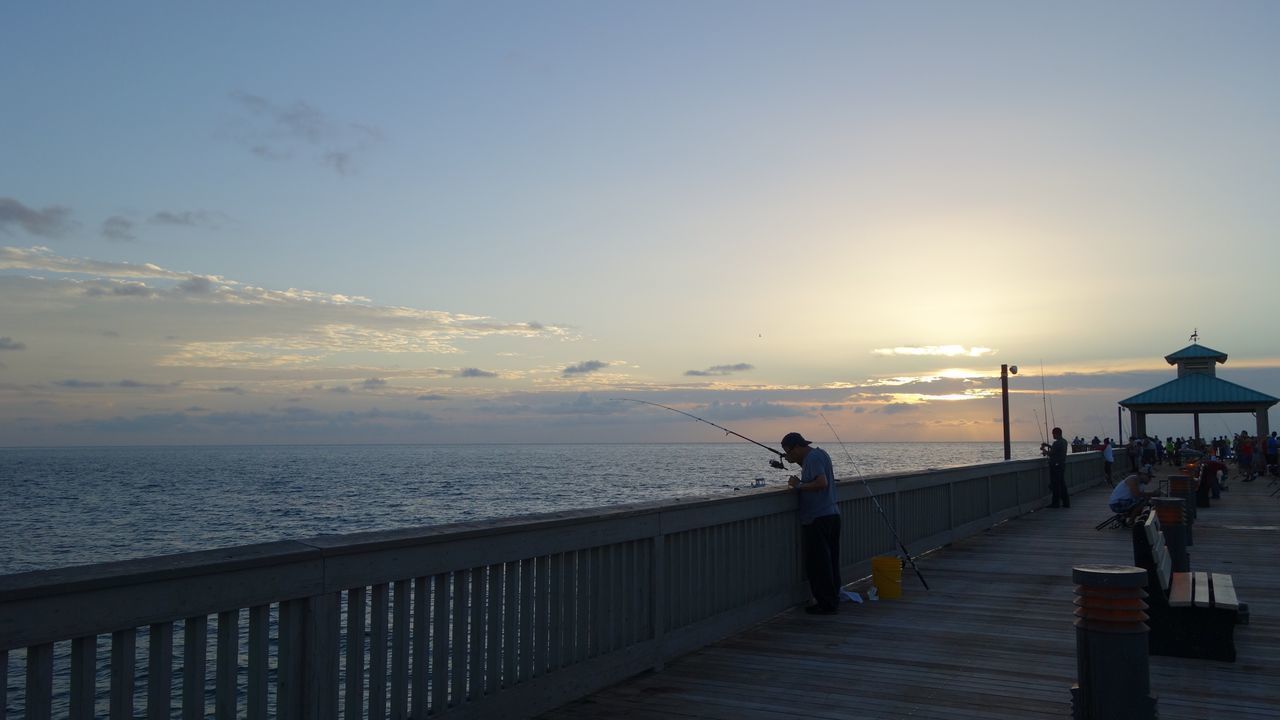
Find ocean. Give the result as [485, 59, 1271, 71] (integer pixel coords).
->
[3, 441, 1053, 717]
[0, 442, 1047, 576]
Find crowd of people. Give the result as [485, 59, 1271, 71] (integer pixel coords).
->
[1116, 431, 1279, 482]
[1097, 429, 1278, 527]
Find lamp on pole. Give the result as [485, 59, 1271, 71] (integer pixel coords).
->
[1002, 363, 1018, 460]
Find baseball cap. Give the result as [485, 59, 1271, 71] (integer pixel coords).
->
[781, 432, 811, 450]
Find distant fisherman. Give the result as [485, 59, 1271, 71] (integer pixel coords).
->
[1042, 427, 1070, 508]
[781, 432, 842, 614]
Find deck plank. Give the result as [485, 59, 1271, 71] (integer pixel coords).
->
[541, 477, 1280, 719]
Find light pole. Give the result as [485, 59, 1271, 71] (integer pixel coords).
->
[1002, 363, 1018, 460]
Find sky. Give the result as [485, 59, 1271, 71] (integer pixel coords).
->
[2, 2, 1279, 447]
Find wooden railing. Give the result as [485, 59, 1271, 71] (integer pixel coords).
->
[1, 453, 1106, 719]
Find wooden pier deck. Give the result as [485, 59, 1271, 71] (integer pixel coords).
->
[543, 477, 1280, 719]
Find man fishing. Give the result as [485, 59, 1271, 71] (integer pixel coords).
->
[780, 431, 842, 615]
[1042, 426, 1070, 508]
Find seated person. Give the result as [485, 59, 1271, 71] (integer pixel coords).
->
[1108, 466, 1159, 523]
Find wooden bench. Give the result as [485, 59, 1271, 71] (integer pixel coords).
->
[1131, 510, 1245, 662]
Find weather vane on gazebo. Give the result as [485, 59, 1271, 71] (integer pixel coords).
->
[1189, 328, 1198, 342]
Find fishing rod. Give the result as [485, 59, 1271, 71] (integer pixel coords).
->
[616, 398, 786, 464]
[1040, 360, 1051, 440]
[1032, 408, 1046, 445]
[819, 413, 930, 591]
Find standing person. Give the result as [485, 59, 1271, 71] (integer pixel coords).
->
[781, 431, 842, 615]
[1198, 452, 1228, 502]
[1238, 431, 1255, 482]
[1101, 437, 1115, 487]
[1042, 427, 1070, 508]
[1267, 431, 1279, 476]
[1142, 436, 1158, 468]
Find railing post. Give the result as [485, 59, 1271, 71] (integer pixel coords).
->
[304, 593, 341, 720]
[1070, 565, 1157, 720]
[279, 594, 340, 720]
[651, 531, 666, 671]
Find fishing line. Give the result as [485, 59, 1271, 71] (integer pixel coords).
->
[1040, 360, 1051, 439]
[819, 413, 930, 591]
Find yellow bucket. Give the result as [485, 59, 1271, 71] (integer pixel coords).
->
[871, 555, 903, 599]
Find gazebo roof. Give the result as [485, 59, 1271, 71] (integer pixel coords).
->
[1120, 372, 1278, 407]
[1164, 343, 1227, 364]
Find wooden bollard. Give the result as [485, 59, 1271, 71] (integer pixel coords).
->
[1166, 475, 1195, 546]
[1151, 498, 1190, 572]
[1071, 565, 1158, 720]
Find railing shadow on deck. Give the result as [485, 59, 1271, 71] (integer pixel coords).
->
[1, 454, 1106, 719]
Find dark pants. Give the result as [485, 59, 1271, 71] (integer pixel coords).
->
[801, 514, 842, 610]
[1104, 461, 1113, 485]
[1049, 464, 1070, 507]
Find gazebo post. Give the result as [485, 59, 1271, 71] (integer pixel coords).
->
[1193, 413, 1200, 441]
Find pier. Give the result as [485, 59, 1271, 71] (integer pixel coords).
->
[3, 455, 1275, 718]
[543, 475, 1280, 719]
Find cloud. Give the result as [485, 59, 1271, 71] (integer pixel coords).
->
[0, 337, 24, 351]
[228, 91, 384, 176]
[0, 198, 75, 238]
[53, 379, 105, 388]
[116, 379, 171, 389]
[563, 360, 608, 376]
[53, 406, 435, 439]
[417, 393, 446, 401]
[3, 246, 573, 369]
[216, 386, 245, 394]
[361, 377, 387, 389]
[459, 367, 499, 378]
[84, 281, 155, 297]
[176, 276, 215, 295]
[538, 393, 628, 416]
[1, 245, 193, 281]
[101, 216, 137, 241]
[881, 402, 919, 415]
[685, 362, 754, 377]
[695, 400, 805, 421]
[872, 345, 995, 358]
[149, 210, 224, 229]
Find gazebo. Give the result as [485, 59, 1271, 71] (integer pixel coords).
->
[1119, 342, 1277, 441]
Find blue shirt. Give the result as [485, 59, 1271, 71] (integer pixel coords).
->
[797, 446, 839, 524]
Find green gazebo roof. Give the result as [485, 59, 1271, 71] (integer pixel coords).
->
[1164, 343, 1227, 364]
[1120, 372, 1278, 407]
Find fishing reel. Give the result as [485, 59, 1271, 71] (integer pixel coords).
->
[769, 458, 786, 470]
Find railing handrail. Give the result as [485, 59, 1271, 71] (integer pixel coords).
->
[2, 452, 1104, 719]
[1, 454, 1062, 602]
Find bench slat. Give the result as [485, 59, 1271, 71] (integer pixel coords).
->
[1157, 547, 1172, 594]
[1150, 532, 1167, 569]
[1211, 573, 1238, 610]
[1193, 571, 1210, 607]
[1169, 572, 1192, 607]
[1144, 511, 1161, 547]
